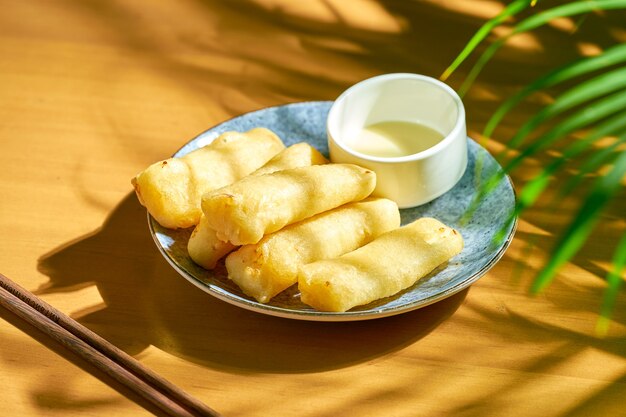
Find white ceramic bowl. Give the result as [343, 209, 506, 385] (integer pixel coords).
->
[327, 73, 468, 208]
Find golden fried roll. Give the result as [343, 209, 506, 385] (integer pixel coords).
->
[132, 128, 284, 229]
[187, 214, 237, 269]
[225, 198, 400, 303]
[298, 217, 464, 312]
[250, 142, 328, 176]
[201, 164, 376, 245]
[188, 143, 328, 269]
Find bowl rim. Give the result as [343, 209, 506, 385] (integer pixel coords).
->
[327, 72, 466, 164]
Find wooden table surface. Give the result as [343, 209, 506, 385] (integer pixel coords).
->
[2, 1, 625, 416]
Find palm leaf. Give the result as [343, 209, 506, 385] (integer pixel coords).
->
[483, 43, 626, 140]
[475, 65, 626, 218]
[459, 0, 626, 96]
[502, 66, 626, 153]
[486, 90, 626, 245]
[450, 2, 626, 327]
[501, 130, 625, 241]
[504, 88, 626, 173]
[440, 0, 534, 81]
[494, 131, 626, 254]
[559, 136, 626, 197]
[463, 87, 626, 226]
[597, 232, 626, 335]
[514, 127, 626, 219]
[531, 150, 626, 294]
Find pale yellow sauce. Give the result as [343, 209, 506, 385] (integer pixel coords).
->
[351, 121, 444, 158]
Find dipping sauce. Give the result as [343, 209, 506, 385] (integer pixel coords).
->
[351, 121, 444, 158]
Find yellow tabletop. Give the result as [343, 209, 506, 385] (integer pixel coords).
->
[1, 1, 625, 416]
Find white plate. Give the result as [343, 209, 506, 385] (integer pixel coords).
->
[149, 101, 517, 321]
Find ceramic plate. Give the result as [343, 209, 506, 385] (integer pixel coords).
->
[148, 101, 516, 321]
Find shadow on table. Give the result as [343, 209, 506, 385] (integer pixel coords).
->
[0, 306, 173, 417]
[439, 294, 626, 417]
[37, 193, 466, 374]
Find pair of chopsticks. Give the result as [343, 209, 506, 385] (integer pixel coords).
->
[0, 273, 221, 417]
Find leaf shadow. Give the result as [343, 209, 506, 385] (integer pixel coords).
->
[444, 299, 626, 417]
[0, 302, 172, 417]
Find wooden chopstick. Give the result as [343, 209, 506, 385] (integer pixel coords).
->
[0, 273, 222, 417]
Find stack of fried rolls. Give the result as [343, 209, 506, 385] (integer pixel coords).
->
[132, 128, 464, 312]
[188, 142, 328, 269]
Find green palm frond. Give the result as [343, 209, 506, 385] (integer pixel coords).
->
[559, 136, 626, 197]
[517, 128, 626, 215]
[483, 43, 626, 139]
[597, 232, 626, 335]
[454, 0, 626, 96]
[504, 88, 626, 172]
[448, 0, 626, 327]
[440, 0, 535, 81]
[500, 129, 626, 246]
[531, 150, 626, 293]
[503, 68, 626, 153]
[464, 88, 626, 225]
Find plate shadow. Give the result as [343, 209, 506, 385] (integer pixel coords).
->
[38, 193, 466, 373]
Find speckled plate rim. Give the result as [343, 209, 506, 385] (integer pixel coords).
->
[147, 101, 517, 322]
[149, 221, 516, 321]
